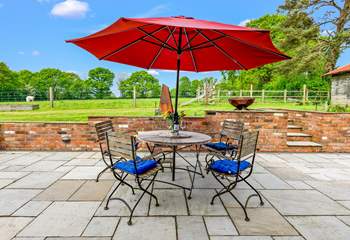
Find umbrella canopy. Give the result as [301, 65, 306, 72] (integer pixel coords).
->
[67, 16, 290, 128]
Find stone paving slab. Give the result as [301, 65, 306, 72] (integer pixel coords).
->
[204, 216, 238, 235]
[13, 201, 52, 216]
[0, 217, 33, 240]
[187, 189, 227, 216]
[34, 180, 84, 201]
[22, 161, 66, 172]
[18, 201, 100, 237]
[0, 179, 14, 188]
[287, 216, 350, 240]
[0, 189, 41, 215]
[62, 166, 107, 180]
[176, 216, 209, 240]
[210, 237, 273, 240]
[261, 190, 350, 215]
[228, 208, 298, 236]
[95, 186, 149, 217]
[83, 216, 120, 237]
[149, 189, 187, 216]
[305, 180, 350, 200]
[113, 217, 176, 240]
[7, 172, 64, 189]
[69, 180, 114, 201]
[1, 151, 350, 240]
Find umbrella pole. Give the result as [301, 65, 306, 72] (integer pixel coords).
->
[173, 27, 183, 132]
[171, 27, 183, 182]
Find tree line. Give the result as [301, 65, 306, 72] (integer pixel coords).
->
[0, 63, 115, 100]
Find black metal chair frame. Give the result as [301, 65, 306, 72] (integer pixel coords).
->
[95, 120, 115, 182]
[104, 132, 165, 225]
[205, 131, 264, 221]
[204, 120, 244, 159]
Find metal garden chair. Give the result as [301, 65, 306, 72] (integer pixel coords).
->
[204, 120, 244, 158]
[205, 130, 264, 221]
[95, 120, 114, 182]
[104, 132, 165, 225]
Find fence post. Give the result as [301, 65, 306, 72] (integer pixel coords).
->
[250, 84, 253, 97]
[262, 89, 265, 103]
[133, 86, 136, 107]
[217, 89, 220, 102]
[239, 89, 243, 97]
[49, 87, 54, 108]
[303, 84, 307, 105]
[284, 89, 287, 103]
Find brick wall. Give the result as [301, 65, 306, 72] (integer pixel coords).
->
[0, 122, 96, 151]
[286, 110, 350, 152]
[0, 110, 349, 152]
[204, 110, 289, 152]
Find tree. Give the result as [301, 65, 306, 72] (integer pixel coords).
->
[87, 67, 115, 99]
[179, 76, 192, 97]
[279, 0, 350, 71]
[218, 13, 329, 91]
[190, 79, 203, 96]
[118, 70, 160, 98]
[0, 62, 19, 91]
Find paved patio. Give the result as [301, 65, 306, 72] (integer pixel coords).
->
[0, 151, 350, 240]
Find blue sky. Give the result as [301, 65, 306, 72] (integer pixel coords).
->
[0, 0, 349, 93]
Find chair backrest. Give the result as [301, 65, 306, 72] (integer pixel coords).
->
[237, 131, 259, 160]
[106, 132, 135, 160]
[220, 120, 244, 140]
[95, 120, 114, 142]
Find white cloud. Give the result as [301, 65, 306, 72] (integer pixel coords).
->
[51, 0, 89, 19]
[18, 51, 25, 55]
[147, 70, 159, 76]
[134, 4, 169, 18]
[239, 19, 251, 27]
[32, 50, 40, 56]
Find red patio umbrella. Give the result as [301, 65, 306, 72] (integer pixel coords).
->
[67, 16, 290, 129]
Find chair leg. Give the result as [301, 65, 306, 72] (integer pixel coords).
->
[105, 174, 128, 210]
[112, 171, 135, 195]
[128, 174, 158, 225]
[96, 166, 109, 182]
[241, 178, 264, 206]
[137, 173, 159, 207]
[211, 172, 250, 221]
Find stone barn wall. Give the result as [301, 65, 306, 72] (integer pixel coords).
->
[331, 73, 350, 105]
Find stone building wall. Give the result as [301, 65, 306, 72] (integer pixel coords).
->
[331, 73, 350, 105]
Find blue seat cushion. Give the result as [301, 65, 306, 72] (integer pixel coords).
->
[209, 159, 250, 175]
[113, 159, 157, 174]
[205, 142, 237, 151]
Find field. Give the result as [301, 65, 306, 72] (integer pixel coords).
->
[0, 98, 325, 122]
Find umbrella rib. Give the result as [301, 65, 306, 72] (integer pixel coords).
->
[184, 28, 198, 72]
[212, 29, 290, 59]
[148, 27, 177, 69]
[181, 31, 200, 51]
[141, 39, 174, 51]
[137, 27, 177, 51]
[167, 26, 178, 47]
[182, 35, 226, 52]
[99, 26, 167, 60]
[196, 30, 248, 70]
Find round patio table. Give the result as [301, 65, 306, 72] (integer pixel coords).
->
[137, 130, 211, 199]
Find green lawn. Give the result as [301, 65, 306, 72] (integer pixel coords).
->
[0, 98, 326, 122]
